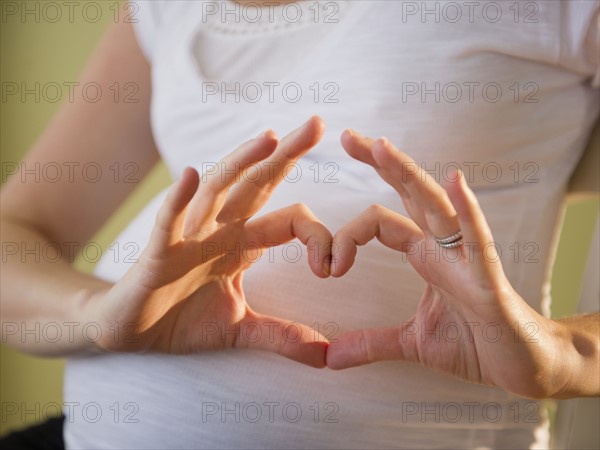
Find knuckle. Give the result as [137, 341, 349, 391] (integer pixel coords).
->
[154, 207, 170, 230]
[358, 330, 374, 364]
[291, 202, 311, 215]
[366, 203, 386, 216]
[332, 230, 347, 243]
[426, 198, 454, 217]
[424, 201, 443, 215]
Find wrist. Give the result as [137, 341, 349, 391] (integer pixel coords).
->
[538, 319, 576, 399]
[550, 316, 600, 398]
[71, 283, 113, 354]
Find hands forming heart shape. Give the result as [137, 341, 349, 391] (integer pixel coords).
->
[84, 116, 575, 399]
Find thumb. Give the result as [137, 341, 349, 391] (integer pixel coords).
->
[326, 324, 418, 370]
[236, 312, 329, 368]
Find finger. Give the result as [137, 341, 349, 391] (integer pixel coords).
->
[371, 138, 460, 239]
[340, 129, 380, 168]
[342, 130, 460, 240]
[245, 203, 333, 278]
[149, 167, 199, 251]
[326, 327, 412, 370]
[445, 170, 504, 274]
[184, 131, 278, 234]
[331, 204, 423, 277]
[218, 116, 325, 221]
[237, 312, 329, 368]
[341, 129, 425, 227]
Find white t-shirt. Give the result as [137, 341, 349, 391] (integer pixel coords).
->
[64, 1, 599, 448]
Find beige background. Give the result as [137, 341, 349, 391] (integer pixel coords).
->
[0, 0, 598, 441]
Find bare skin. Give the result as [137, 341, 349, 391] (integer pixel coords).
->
[0, 21, 332, 367]
[1, 19, 598, 398]
[326, 131, 600, 399]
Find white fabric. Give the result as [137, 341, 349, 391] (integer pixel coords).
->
[64, 1, 599, 448]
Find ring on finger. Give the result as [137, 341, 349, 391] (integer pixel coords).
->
[435, 231, 463, 248]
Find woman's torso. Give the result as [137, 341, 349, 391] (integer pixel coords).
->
[64, 1, 599, 448]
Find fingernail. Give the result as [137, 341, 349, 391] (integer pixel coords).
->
[257, 129, 278, 140]
[323, 254, 332, 277]
[178, 167, 193, 183]
[346, 129, 362, 141]
[456, 169, 465, 186]
[330, 257, 338, 278]
[447, 169, 460, 184]
[302, 117, 314, 129]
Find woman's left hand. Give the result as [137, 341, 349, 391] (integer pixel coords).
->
[325, 130, 590, 399]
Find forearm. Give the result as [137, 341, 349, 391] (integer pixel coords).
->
[552, 312, 600, 398]
[1, 217, 111, 356]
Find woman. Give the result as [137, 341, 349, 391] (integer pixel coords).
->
[1, 1, 598, 448]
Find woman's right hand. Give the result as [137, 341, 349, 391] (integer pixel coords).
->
[81, 116, 332, 368]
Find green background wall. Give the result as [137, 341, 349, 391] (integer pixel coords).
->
[0, 0, 598, 437]
[0, 1, 170, 435]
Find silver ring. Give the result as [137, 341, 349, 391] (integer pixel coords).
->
[435, 231, 463, 248]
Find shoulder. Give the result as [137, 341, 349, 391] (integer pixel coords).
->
[129, 0, 193, 62]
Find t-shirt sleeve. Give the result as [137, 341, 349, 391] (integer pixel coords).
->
[130, 1, 162, 63]
[584, 6, 599, 88]
[561, 1, 600, 88]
